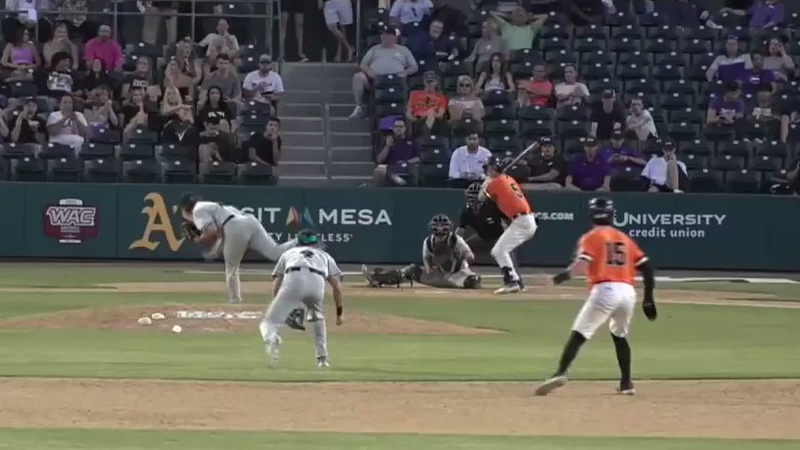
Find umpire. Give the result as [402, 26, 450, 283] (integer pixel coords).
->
[456, 182, 515, 266]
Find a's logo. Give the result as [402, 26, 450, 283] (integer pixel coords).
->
[284, 207, 317, 233]
[130, 192, 184, 251]
[43, 199, 98, 244]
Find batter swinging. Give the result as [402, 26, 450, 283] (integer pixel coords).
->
[179, 193, 297, 303]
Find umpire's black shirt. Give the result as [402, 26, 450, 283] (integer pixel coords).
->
[459, 201, 505, 241]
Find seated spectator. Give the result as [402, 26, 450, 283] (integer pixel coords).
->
[642, 139, 688, 192]
[721, 0, 784, 29]
[772, 154, 800, 194]
[448, 75, 485, 124]
[448, 132, 491, 187]
[707, 35, 752, 83]
[429, 0, 466, 36]
[161, 86, 188, 121]
[47, 93, 89, 149]
[83, 24, 122, 72]
[198, 114, 235, 164]
[520, 63, 553, 107]
[1, 27, 39, 81]
[389, 0, 433, 36]
[83, 85, 119, 136]
[591, 90, 625, 140]
[625, 97, 657, 142]
[198, 54, 241, 109]
[490, 6, 545, 52]
[406, 71, 447, 136]
[56, 0, 96, 43]
[706, 82, 745, 128]
[603, 129, 647, 169]
[246, 117, 282, 167]
[740, 53, 776, 94]
[10, 98, 46, 144]
[42, 52, 75, 97]
[763, 38, 795, 80]
[163, 58, 195, 103]
[524, 137, 567, 190]
[554, 64, 589, 110]
[476, 52, 516, 94]
[408, 19, 458, 62]
[198, 19, 240, 58]
[565, 137, 610, 191]
[465, 19, 508, 72]
[122, 57, 161, 102]
[121, 88, 156, 139]
[43, 22, 79, 71]
[350, 26, 417, 118]
[750, 89, 780, 133]
[197, 86, 236, 131]
[201, 45, 220, 80]
[568, 0, 604, 26]
[242, 54, 284, 116]
[373, 118, 420, 186]
[174, 38, 203, 89]
[77, 58, 114, 98]
[779, 99, 800, 143]
[659, 0, 712, 28]
[161, 105, 199, 147]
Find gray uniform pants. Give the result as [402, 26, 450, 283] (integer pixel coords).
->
[419, 264, 475, 289]
[260, 270, 328, 359]
[222, 215, 294, 303]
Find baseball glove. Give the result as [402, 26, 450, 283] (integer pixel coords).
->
[181, 221, 201, 241]
[642, 296, 657, 321]
[365, 267, 412, 288]
[285, 308, 306, 330]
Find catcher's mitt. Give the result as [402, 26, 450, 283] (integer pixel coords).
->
[642, 296, 657, 321]
[285, 308, 306, 330]
[181, 221, 201, 241]
[364, 267, 413, 288]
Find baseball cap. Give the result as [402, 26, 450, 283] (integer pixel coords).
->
[610, 129, 624, 139]
[539, 136, 555, 146]
[584, 137, 599, 146]
[422, 70, 438, 82]
[259, 54, 272, 63]
[602, 89, 615, 99]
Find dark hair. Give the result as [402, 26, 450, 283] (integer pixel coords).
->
[208, 85, 224, 97]
[59, 92, 74, 104]
[9, 26, 26, 45]
[725, 81, 740, 93]
[217, 54, 231, 62]
[51, 51, 72, 70]
[485, 52, 508, 77]
[268, 117, 281, 125]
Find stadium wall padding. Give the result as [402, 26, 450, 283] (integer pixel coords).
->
[1, 182, 797, 271]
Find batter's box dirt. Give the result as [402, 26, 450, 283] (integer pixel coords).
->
[0, 304, 503, 336]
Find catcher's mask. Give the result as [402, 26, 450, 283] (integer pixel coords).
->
[429, 214, 452, 242]
[465, 182, 482, 210]
[588, 197, 614, 225]
[179, 192, 199, 212]
[297, 229, 319, 246]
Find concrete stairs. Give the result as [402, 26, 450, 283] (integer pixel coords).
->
[278, 62, 374, 187]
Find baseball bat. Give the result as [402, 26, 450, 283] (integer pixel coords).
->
[502, 141, 540, 173]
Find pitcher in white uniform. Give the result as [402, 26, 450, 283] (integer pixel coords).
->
[180, 193, 297, 303]
[259, 229, 344, 368]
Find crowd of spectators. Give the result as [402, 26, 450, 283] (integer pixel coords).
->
[0, 3, 289, 182]
[358, 0, 800, 194]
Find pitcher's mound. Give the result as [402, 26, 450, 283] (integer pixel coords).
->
[0, 304, 503, 336]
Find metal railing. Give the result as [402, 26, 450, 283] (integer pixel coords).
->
[355, 0, 362, 62]
[321, 46, 332, 179]
[0, 0, 282, 63]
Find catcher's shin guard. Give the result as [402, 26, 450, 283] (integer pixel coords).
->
[463, 274, 482, 289]
[401, 263, 422, 284]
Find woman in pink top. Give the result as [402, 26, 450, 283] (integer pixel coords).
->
[1, 28, 40, 81]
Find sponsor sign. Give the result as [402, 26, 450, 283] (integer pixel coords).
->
[43, 198, 98, 244]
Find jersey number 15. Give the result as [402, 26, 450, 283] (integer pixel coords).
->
[605, 242, 626, 266]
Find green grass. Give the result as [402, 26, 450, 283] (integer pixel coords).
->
[0, 429, 796, 450]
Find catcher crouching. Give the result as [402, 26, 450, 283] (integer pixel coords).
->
[362, 214, 481, 289]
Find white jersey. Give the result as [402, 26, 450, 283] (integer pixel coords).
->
[273, 246, 342, 279]
[192, 201, 242, 232]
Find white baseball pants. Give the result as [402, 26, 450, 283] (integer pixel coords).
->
[572, 282, 637, 340]
[490, 213, 537, 281]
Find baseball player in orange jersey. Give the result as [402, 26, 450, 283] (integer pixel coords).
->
[480, 156, 537, 294]
[535, 197, 658, 396]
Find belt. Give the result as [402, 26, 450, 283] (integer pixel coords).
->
[221, 215, 235, 228]
[286, 267, 326, 277]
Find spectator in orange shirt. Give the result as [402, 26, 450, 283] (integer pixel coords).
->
[519, 63, 553, 107]
[406, 70, 448, 136]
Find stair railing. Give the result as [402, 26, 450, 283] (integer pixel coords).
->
[321, 47, 332, 179]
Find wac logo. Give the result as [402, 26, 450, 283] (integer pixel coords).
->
[129, 192, 185, 252]
[43, 198, 98, 244]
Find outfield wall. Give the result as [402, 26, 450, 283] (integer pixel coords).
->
[1, 182, 797, 270]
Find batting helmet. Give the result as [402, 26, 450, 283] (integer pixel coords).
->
[588, 197, 614, 225]
[428, 214, 453, 238]
[483, 156, 506, 173]
[296, 229, 320, 246]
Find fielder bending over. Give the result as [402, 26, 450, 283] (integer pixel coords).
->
[180, 193, 297, 303]
[260, 229, 344, 368]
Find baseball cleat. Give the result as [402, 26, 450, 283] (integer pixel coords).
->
[265, 335, 282, 368]
[617, 381, 636, 396]
[534, 375, 568, 396]
[317, 356, 330, 369]
[494, 283, 522, 294]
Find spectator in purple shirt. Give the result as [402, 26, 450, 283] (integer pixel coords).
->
[706, 81, 746, 128]
[740, 53, 776, 94]
[566, 137, 611, 191]
[602, 129, 648, 171]
[408, 19, 459, 63]
[373, 118, 421, 186]
[721, 0, 784, 29]
[659, 0, 713, 28]
[706, 36, 753, 83]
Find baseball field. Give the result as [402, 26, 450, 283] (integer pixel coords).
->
[0, 262, 798, 450]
